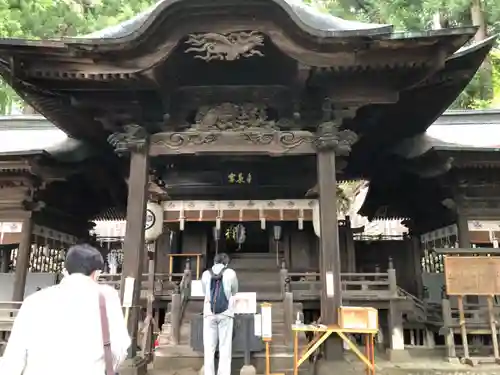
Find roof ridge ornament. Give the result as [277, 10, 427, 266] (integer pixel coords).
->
[185, 31, 265, 61]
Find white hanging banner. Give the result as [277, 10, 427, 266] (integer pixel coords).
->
[144, 201, 164, 242]
[260, 303, 273, 340]
[122, 277, 135, 308]
[254, 314, 262, 337]
[312, 200, 320, 238]
[326, 271, 334, 297]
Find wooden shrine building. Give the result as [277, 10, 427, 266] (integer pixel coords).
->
[0, 0, 497, 371]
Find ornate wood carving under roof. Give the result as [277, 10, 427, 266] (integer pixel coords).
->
[191, 103, 281, 131]
[184, 32, 265, 61]
[149, 130, 315, 156]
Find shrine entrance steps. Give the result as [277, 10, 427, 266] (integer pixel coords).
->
[154, 252, 309, 374]
[154, 299, 309, 374]
[231, 252, 282, 298]
[396, 289, 443, 349]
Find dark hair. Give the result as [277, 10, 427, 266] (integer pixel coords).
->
[214, 253, 230, 266]
[65, 243, 104, 276]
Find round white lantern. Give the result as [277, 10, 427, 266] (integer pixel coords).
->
[144, 201, 164, 242]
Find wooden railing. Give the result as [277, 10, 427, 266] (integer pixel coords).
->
[169, 253, 202, 280]
[442, 299, 500, 331]
[440, 298, 500, 361]
[0, 301, 22, 353]
[282, 270, 397, 300]
[0, 301, 21, 330]
[98, 273, 177, 296]
[279, 259, 399, 348]
[170, 259, 193, 345]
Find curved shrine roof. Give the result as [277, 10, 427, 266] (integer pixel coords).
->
[0, 0, 495, 215]
[82, 0, 392, 40]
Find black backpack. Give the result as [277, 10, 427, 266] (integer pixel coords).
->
[209, 268, 229, 314]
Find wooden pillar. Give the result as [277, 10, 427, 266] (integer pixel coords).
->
[12, 215, 33, 301]
[454, 192, 470, 248]
[387, 265, 410, 361]
[1, 248, 11, 273]
[456, 211, 470, 248]
[156, 228, 172, 275]
[110, 125, 150, 359]
[143, 242, 158, 358]
[410, 232, 423, 298]
[314, 105, 358, 360]
[345, 216, 356, 273]
[316, 138, 341, 327]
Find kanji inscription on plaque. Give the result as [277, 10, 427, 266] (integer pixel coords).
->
[444, 256, 500, 295]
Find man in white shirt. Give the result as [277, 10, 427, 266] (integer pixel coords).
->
[0, 243, 131, 375]
[201, 253, 238, 375]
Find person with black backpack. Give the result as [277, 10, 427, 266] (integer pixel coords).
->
[201, 253, 238, 375]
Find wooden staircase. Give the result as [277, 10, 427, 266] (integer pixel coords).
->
[155, 252, 309, 373]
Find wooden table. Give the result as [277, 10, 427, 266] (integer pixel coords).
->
[292, 324, 377, 375]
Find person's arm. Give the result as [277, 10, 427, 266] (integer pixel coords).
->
[0, 300, 31, 375]
[104, 287, 131, 370]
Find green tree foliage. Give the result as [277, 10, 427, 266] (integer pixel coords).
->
[309, 0, 500, 108]
[0, 0, 157, 113]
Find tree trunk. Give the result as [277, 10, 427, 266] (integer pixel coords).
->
[471, 0, 487, 41]
[470, 0, 493, 101]
[432, 12, 442, 29]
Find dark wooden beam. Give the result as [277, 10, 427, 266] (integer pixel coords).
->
[11, 215, 33, 301]
[315, 103, 358, 360]
[434, 247, 500, 255]
[111, 128, 150, 358]
[149, 131, 315, 156]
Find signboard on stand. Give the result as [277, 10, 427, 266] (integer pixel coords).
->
[339, 306, 378, 330]
[189, 286, 257, 315]
[234, 292, 257, 314]
[444, 256, 500, 295]
[191, 280, 204, 297]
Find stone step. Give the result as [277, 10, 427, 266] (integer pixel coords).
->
[230, 255, 279, 271]
[232, 265, 280, 273]
[153, 344, 311, 374]
[231, 254, 277, 260]
[239, 285, 281, 294]
[237, 272, 281, 280]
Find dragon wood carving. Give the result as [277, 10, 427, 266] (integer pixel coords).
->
[185, 32, 265, 61]
[191, 103, 279, 131]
